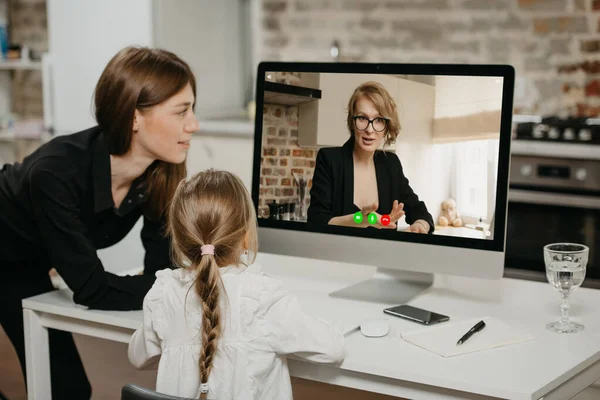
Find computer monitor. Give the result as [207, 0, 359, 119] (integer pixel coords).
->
[251, 62, 514, 304]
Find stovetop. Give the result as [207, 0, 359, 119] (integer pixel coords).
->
[513, 116, 600, 145]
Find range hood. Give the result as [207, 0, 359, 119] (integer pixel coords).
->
[264, 82, 322, 106]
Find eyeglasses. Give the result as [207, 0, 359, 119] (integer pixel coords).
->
[353, 116, 388, 132]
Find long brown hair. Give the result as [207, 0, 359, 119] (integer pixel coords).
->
[346, 81, 401, 147]
[94, 46, 196, 220]
[168, 170, 259, 399]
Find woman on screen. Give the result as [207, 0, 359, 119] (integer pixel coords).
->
[307, 81, 434, 234]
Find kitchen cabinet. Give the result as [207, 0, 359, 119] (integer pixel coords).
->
[153, 0, 256, 119]
[264, 81, 322, 106]
[188, 133, 255, 190]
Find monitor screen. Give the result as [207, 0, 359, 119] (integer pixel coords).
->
[251, 63, 513, 254]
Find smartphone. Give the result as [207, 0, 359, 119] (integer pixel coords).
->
[383, 304, 449, 325]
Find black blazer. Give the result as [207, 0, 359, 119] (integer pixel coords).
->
[308, 137, 434, 233]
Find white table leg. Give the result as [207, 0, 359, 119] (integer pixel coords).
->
[23, 309, 51, 400]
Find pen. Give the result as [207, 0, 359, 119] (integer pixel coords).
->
[456, 320, 486, 346]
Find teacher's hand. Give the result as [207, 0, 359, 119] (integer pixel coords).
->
[359, 203, 379, 218]
[359, 202, 404, 229]
[405, 219, 430, 234]
[388, 200, 405, 224]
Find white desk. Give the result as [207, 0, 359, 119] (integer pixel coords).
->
[23, 253, 600, 400]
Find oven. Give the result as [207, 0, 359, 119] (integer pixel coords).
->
[504, 117, 600, 287]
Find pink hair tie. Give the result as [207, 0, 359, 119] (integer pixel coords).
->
[200, 244, 215, 255]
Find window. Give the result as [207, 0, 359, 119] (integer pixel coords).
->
[451, 139, 499, 223]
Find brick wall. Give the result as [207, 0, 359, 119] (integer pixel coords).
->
[9, 0, 47, 119]
[258, 103, 317, 218]
[261, 0, 600, 117]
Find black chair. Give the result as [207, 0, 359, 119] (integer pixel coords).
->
[121, 384, 197, 400]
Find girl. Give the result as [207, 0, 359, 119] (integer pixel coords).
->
[128, 170, 345, 399]
[0, 46, 198, 399]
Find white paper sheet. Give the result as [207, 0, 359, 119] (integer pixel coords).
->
[400, 316, 535, 357]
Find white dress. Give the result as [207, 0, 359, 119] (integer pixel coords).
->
[128, 262, 345, 399]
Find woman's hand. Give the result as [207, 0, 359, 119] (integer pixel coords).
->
[358, 203, 390, 229]
[328, 201, 405, 229]
[388, 200, 405, 225]
[405, 219, 430, 234]
[358, 201, 404, 229]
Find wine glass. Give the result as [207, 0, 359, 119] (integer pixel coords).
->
[292, 171, 309, 221]
[544, 243, 589, 333]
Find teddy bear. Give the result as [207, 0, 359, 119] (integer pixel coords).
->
[438, 198, 462, 227]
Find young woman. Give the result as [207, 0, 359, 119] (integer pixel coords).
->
[0, 46, 199, 399]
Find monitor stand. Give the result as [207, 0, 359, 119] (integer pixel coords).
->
[329, 268, 434, 305]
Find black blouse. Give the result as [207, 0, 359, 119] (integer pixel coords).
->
[0, 126, 174, 310]
[307, 136, 434, 233]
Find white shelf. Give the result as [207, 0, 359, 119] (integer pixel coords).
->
[0, 60, 42, 70]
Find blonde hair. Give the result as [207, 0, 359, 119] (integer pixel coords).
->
[167, 169, 259, 399]
[346, 81, 401, 147]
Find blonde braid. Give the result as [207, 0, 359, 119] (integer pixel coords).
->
[195, 253, 222, 399]
[167, 169, 260, 399]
